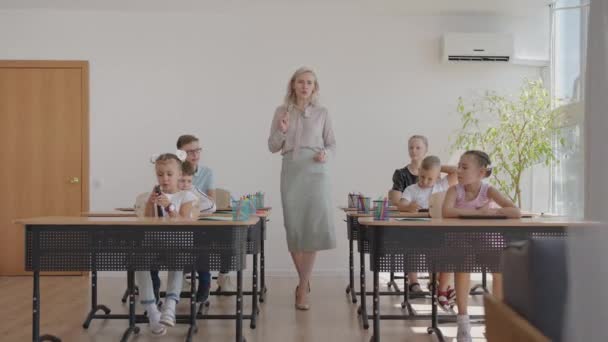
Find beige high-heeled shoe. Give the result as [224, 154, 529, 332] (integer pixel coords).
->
[295, 286, 310, 311]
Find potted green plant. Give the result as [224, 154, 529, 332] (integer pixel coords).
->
[452, 79, 565, 208]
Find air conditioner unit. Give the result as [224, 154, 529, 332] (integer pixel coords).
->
[442, 33, 514, 62]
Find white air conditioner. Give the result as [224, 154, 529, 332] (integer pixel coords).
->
[442, 33, 514, 62]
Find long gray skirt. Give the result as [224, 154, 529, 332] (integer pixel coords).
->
[281, 149, 336, 252]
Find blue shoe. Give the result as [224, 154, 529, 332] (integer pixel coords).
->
[196, 286, 210, 303]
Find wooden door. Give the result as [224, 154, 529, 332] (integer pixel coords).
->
[0, 61, 89, 275]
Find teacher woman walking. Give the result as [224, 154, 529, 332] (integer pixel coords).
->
[268, 67, 337, 310]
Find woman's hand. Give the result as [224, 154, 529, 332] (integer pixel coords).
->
[313, 149, 327, 163]
[279, 111, 289, 134]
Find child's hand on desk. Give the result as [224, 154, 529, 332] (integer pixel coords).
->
[407, 201, 421, 212]
[313, 150, 327, 163]
[478, 203, 498, 215]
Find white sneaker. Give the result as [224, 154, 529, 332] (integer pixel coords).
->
[146, 305, 167, 336]
[160, 306, 176, 327]
[217, 273, 235, 292]
[456, 315, 472, 342]
[159, 299, 177, 327]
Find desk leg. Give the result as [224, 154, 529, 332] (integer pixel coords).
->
[250, 253, 259, 329]
[236, 270, 246, 342]
[33, 271, 62, 342]
[346, 236, 357, 303]
[427, 272, 445, 342]
[83, 271, 111, 328]
[357, 235, 369, 329]
[120, 271, 140, 342]
[400, 273, 416, 316]
[470, 270, 488, 296]
[121, 285, 139, 303]
[259, 221, 267, 303]
[33, 270, 40, 342]
[387, 271, 401, 292]
[370, 269, 380, 342]
[186, 270, 198, 342]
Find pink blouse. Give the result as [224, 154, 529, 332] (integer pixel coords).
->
[454, 183, 492, 209]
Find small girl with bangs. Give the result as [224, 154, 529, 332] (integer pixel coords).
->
[136, 153, 197, 336]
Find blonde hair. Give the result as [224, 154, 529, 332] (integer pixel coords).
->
[408, 135, 429, 149]
[421, 155, 441, 170]
[155, 153, 183, 169]
[284, 67, 320, 107]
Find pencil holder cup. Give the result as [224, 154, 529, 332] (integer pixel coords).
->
[373, 200, 389, 221]
[359, 197, 371, 214]
[255, 193, 265, 209]
[232, 200, 251, 221]
[348, 194, 358, 208]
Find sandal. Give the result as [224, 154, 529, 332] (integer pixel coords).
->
[295, 286, 310, 310]
[438, 287, 456, 312]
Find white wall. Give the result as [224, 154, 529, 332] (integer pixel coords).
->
[0, 8, 549, 275]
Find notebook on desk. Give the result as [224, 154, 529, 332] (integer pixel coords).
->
[199, 216, 234, 221]
[459, 214, 509, 220]
[395, 217, 432, 222]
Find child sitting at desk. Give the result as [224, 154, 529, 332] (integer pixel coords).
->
[136, 153, 197, 336]
[398, 155, 457, 212]
[442, 150, 521, 342]
[179, 161, 217, 216]
[399, 155, 457, 310]
[178, 161, 216, 303]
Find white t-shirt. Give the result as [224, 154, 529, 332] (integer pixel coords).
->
[159, 190, 197, 216]
[401, 177, 450, 209]
[135, 190, 197, 217]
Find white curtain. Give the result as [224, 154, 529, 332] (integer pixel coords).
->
[566, 0, 608, 340]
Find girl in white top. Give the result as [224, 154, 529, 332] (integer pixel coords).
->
[136, 153, 197, 336]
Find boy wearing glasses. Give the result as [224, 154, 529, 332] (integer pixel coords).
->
[177, 135, 216, 200]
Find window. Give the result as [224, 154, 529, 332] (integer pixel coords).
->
[549, 0, 589, 217]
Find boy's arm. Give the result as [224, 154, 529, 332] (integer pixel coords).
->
[441, 165, 458, 186]
[397, 199, 421, 212]
[397, 187, 420, 212]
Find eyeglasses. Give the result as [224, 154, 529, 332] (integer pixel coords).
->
[184, 148, 202, 156]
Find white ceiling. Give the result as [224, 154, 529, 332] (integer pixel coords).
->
[0, 0, 549, 15]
